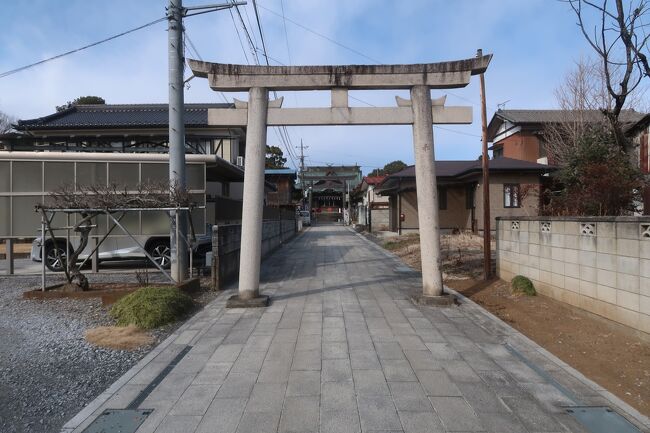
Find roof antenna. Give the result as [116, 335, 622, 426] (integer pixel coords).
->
[497, 100, 510, 111]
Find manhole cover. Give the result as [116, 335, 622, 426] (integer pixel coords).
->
[82, 409, 152, 433]
[565, 406, 641, 433]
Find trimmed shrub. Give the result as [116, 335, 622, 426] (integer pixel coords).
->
[511, 275, 536, 296]
[110, 286, 195, 329]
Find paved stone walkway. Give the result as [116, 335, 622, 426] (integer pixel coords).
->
[63, 224, 650, 433]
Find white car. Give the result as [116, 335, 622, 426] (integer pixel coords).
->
[31, 234, 212, 272]
[299, 210, 311, 226]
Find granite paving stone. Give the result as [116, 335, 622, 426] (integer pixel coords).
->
[63, 225, 650, 433]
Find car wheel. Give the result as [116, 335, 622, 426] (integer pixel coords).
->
[45, 243, 67, 272]
[148, 240, 171, 270]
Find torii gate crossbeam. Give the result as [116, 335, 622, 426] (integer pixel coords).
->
[189, 54, 492, 308]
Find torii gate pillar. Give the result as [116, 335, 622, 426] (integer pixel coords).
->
[411, 86, 446, 303]
[227, 87, 270, 307]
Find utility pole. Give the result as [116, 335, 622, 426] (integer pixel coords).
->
[478, 48, 492, 280]
[167, 0, 245, 282]
[296, 139, 308, 209]
[168, 0, 187, 283]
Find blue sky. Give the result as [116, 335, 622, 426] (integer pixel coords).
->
[0, 0, 600, 173]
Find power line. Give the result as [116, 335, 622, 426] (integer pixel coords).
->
[249, 1, 299, 169]
[279, 0, 293, 66]
[255, 3, 380, 64]
[0, 16, 167, 79]
[183, 30, 232, 104]
[228, 7, 251, 65]
[255, 3, 498, 112]
[251, 0, 270, 68]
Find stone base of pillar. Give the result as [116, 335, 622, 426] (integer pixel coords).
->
[226, 294, 270, 308]
[410, 293, 456, 307]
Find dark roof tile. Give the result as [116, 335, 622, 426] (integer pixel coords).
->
[16, 103, 233, 130]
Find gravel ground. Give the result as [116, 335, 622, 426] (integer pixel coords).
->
[0, 273, 216, 433]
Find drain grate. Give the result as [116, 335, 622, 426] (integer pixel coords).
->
[82, 409, 152, 433]
[565, 406, 641, 433]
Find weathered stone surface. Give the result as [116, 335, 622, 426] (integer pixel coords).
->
[65, 225, 649, 433]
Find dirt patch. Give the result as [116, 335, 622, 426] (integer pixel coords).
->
[446, 278, 650, 416]
[383, 232, 493, 280]
[22, 283, 156, 305]
[85, 325, 154, 351]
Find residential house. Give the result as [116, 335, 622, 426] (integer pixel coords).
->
[487, 109, 649, 214]
[624, 114, 650, 213]
[355, 176, 390, 232]
[375, 158, 553, 234]
[0, 103, 249, 238]
[487, 109, 645, 164]
[264, 168, 297, 208]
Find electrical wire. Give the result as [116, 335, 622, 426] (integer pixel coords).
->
[279, 0, 293, 67]
[254, 3, 498, 112]
[183, 30, 231, 104]
[0, 16, 167, 79]
[249, 0, 299, 170]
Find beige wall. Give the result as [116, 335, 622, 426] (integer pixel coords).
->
[475, 173, 541, 232]
[497, 217, 650, 335]
[392, 186, 472, 232]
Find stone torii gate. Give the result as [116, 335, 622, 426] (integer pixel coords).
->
[189, 54, 492, 307]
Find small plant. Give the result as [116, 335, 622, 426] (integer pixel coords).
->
[135, 268, 150, 287]
[110, 286, 195, 329]
[511, 275, 536, 296]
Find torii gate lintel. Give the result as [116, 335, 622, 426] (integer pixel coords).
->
[189, 54, 492, 307]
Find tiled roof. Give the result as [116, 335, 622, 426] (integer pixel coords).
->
[363, 176, 386, 185]
[381, 157, 552, 183]
[495, 109, 644, 124]
[487, 108, 646, 140]
[265, 168, 297, 176]
[16, 103, 233, 130]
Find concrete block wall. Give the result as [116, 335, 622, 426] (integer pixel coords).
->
[497, 216, 650, 335]
[211, 219, 296, 289]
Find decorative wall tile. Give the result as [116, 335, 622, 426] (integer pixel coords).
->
[641, 223, 650, 239]
[541, 221, 551, 233]
[580, 223, 596, 236]
[511, 221, 520, 231]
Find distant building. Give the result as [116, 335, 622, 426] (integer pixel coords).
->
[300, 165, 362, 222]
[355, 176, 389, 232]
[264, 168, 297, 207]
[375, 158, 553, 233]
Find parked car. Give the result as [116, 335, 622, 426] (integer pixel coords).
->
[31, 232, 212, 272]
[299, 210, 311, 226]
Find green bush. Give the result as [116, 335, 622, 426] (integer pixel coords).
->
[110, 286, 195, 329]
[511, 275, 536, 296]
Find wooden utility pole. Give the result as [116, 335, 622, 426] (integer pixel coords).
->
[478, 49, 491, 279]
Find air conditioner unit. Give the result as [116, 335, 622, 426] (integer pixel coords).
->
[236, 156, 245, 167]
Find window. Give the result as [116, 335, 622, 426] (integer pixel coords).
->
[438, 186, 447, 210]
[504, 184, 520, 208]
[465, 185, 475, 209]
